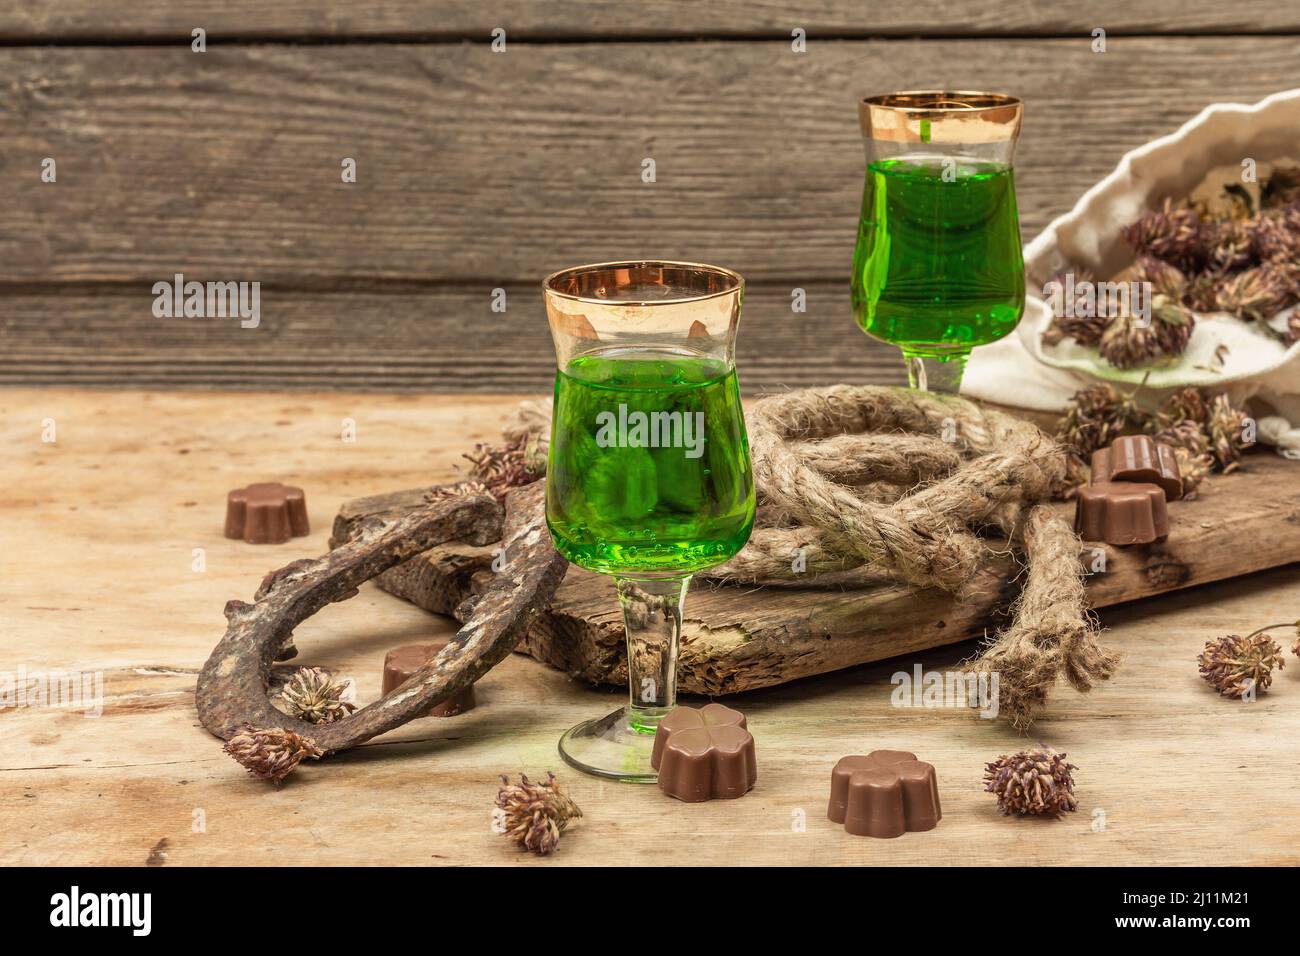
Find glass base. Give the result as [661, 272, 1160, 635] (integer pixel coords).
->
[903, 349, 968, 394]
[557, 706, 665, 783]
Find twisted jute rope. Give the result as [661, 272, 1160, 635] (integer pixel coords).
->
[517, 385, 1117, 728]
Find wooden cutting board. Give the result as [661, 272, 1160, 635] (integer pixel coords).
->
[333, 451, 1300, 695]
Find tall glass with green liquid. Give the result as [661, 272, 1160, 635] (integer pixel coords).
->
[853, 92, 1026, 393]
[543, 261, 754, 781]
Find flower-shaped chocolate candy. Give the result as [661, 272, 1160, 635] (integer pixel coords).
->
[650, 703, 757, 802]
[828, 750, 942, 837]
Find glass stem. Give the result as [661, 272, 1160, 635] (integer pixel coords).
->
[615, 575, 689, 735]
[903, 350, 968, 394]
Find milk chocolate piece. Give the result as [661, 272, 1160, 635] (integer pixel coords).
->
[828, 750, 942, 837]
[225, 482, 310, 544]
[651, 703, 756, 802]
[1074, 480, 1169, 545]
[1091, 435, 1182, 501]
[381, 642, 477, 717]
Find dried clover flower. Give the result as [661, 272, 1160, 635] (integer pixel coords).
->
[1215, 265, 1292, 323]
[984, 747, 1078, 818]
[1098, 309, 1164, 368]
[1096, 295, 1194, 369]
[464, 437, 546, 502]
[1197, 631, 1286, 698]
[1203, 219, 1256, 273]
[1181, 273, 1220, 313]
[1057, 383, 1146, 458]
[1248, 210, 1300, 261]
[223, 726, 324, 785]
[1207, 393, 1252, 471]
[425, 480, 493, 504]
[1043, 310, 1110, 349]
[276, 666, 355, 725]
[1122, 198, 1203, 272]
[495, 772, 582, 856]
[1041, 268, 1110, 348]
[1151, 417, 1210, 457]
[1055, 453, 1092, 499]
[1158, 386, 1211, 426]
[1171, 447, 1214, 499]
[1152, 295, 1195, 357]
[1133, 254, 1188, 301]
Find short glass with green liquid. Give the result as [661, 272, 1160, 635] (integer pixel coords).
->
[543, 261, 754, 781]
[852, 92, 1026, 393]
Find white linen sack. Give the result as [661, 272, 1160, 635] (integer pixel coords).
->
[964, 88, 1300, 457]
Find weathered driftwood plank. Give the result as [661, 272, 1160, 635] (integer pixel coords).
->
[334, 452, 1300, 695]
[2, 1, 1296, 40]
[3, 39, 1296, 287]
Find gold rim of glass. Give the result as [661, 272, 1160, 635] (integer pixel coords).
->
[860, 90, 1022, 113]
[542, 259, 744, 307]
[859, 91, 1022, 145]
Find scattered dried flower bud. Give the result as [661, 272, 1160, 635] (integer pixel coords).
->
[1169, 446, 1213, 498]
[1057, 383, 1146, 458]
[464, 438, 546, 502]
[223, 726, 324, 784]
[1197, 633, 1285, 698]
[984, 747, 1078, 818]
[1159, 386, 1211, 426]
[1152, 417, 1210, 458]
[276, 666, 356, 725]
[494, 772, 582, 856]
[1207, 393, 1252, 471]
[424, 480, 493, 504]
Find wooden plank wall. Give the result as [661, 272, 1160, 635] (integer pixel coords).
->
[1, 3, 1298, 391]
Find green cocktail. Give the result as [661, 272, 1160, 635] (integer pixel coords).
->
[546, 348, 754, 577]
[852, 158, 1024, 354]
[542, 260, 752, 781]
[855, 91, 1026, 392]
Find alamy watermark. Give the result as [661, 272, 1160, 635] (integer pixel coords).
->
[891, 664, 999, 719]
[1042, 273, 1150, 327]
[50, 886, 150, 936]
[595, 404, 705, 459]
[152, 272, 260, 328]
[0, 666, 103, 717]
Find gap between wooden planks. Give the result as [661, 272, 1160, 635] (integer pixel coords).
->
[334, 451, 1300, 695]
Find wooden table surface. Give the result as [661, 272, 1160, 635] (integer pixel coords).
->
[3, 388, 1299, 867]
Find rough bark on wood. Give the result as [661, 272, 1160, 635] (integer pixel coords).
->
[334, 453, 1300, 695]
[197, 481, 567, 753]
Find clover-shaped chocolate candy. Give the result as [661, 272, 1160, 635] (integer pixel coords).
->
[225, 482, 310, 544]
[828, 750, 942, 837]
[650, 703, 757, 802]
